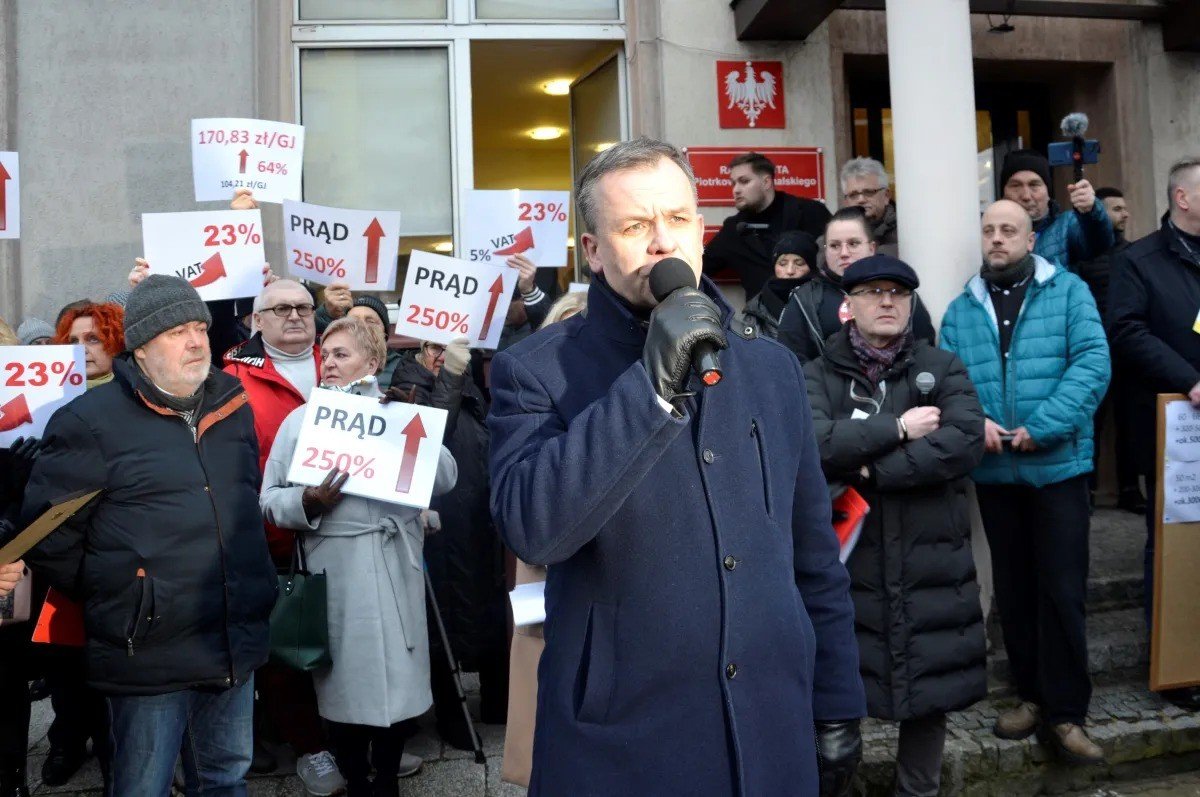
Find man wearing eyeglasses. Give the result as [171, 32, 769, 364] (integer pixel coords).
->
[840, 158, 899, 256]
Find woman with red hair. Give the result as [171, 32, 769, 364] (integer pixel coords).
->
[54, 302, 124, 389]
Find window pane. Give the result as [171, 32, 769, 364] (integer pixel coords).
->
[300, 48, 452, 239]
[475, 0, 619, 20]
[299, 0, 446, 20]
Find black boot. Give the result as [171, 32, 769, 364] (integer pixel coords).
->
[40, 746, 86, 787]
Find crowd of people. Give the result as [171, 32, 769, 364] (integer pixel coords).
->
[0, 140, 1198, 797]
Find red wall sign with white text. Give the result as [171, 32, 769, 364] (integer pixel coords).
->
[686, 147, 825, 207]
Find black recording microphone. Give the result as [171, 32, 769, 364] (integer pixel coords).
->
[915, 372, 935, 407]
[648, 258, 723, 387]
[736, 222, 770, 235]
[1061, 112, 1089, 183]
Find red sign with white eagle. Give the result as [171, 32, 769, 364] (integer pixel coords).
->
[717, 60, 785, 129]
[686, 147, 826, 207]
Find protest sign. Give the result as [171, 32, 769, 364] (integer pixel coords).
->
[192, 118, 304, 203]
[0, 152, 19, 239]
[0, 345, 86, 447]
[464, 190, 570, 268]
[142, 210, 266, 302]
[283, 200, 402, 290]
[395, 250, 514, 351]
[286, 389, 448, 509]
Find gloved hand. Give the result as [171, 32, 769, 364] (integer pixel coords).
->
[642, 288, 728, 409]
[301, 469, 349, 520]
[442, 336, 471, 377]
[3, 436, 44, 504]
[816, 719, 861, 797]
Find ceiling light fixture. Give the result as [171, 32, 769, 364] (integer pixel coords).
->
[542, 79, 572, 96]
[593, 141, 616, 153]
[528, 127, 564, 141]
[433, 241, 453, 253]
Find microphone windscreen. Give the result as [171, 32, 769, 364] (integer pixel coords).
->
[1060, 112, 1089, 137]
[915, 371, 936, 394]
[649, 257, 698, 303]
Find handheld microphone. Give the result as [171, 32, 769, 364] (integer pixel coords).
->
[1060, 112, 1089, 183]
[736, 222, 770, 235]
[915, 372, 935, 406]
[649, 258, 723, 387]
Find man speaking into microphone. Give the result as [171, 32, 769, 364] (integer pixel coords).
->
[488, 138, 865, 796]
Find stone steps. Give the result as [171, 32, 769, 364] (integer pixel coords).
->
[989, 607, 1149, 686]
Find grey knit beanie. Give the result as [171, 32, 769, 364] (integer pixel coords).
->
[124, 274, 212, 351]
[17, 317, 54, 345]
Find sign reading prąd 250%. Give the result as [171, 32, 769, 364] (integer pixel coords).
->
[0, 345, 86, 447]
[286, 389, 449, 510]
[282, 200, 402, 290]
[141, 210, 267, 302]
[393, 250, 515, 351]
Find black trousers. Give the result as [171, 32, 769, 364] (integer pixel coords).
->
[976, 474, 1092, 725]
[0, 626, 32, 778]
[44, 647, 108, 759]
[327, 720, 407, 790]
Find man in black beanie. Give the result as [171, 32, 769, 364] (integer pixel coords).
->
[22, 274, 277, 796]
[1000, 148, 1112, 273]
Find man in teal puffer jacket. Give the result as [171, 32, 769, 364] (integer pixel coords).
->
[941, 199, 1110, 766]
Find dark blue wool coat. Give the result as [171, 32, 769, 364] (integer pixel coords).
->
[488, 276, 865, 796]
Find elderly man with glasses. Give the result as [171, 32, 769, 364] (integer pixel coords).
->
[840, 158, 899, 256]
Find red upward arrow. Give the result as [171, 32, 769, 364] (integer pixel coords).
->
[189, 252, 227, 288]
[394, 414, 428, 495]
[493, 226, 534, 256]
[0, 393, 32, 432]
[238, 149, 249, 174]
[0, 160, 11, 232]
[478, 275, 505, 342]
[363, 218, 386, 285]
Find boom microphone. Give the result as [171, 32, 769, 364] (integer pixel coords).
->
[1061, 112, 1090, 182]
[649, 258, 723, 387]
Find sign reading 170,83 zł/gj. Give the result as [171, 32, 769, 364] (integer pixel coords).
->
[394, 250, 515, 351]
[141, 210, 267, 302]
[191, 118, 304, 203]
[0, 345, 86, 447]
[283, 200, 402, 290]
[286, 389, 449, 509]
[463, 190, 570, 268]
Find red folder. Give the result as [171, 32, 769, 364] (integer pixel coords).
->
[32, 587, 85, 647]
[832, 487, 870, 564]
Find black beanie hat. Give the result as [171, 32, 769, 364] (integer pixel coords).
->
[1000, 149, 1051, 189]
[772, 230, 819, 268]
[353, 295, 391, 331]
[124, 275, 213, 351]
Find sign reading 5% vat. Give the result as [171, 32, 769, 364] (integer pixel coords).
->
[191, 118, 304, 203]
[463, 190, 570, 268]
[141, 210, 267, 302]
[0, 345, 86, 447]
[283, 200, 402, 290]
[286, 388, 449, 509]
[394, 250, 514, 351]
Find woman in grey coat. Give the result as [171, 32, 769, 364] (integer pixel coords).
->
[262, 317, 457, 797]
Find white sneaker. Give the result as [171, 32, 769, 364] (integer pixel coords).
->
[398, 752, 422, 778]
[296, 750, 348, 796]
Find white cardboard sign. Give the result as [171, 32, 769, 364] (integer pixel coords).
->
[395, 250, 514, 351]
[463, 190, 570, 268]
[0, 346, 86, 447]
[286, 389, 448, 509]
[141, 210, 266, 302]
[283, 200, 402, 290]
[0, 152, 18, 239]
[191, 118, 304, 203]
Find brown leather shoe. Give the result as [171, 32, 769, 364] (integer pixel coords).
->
[994, 701, 1041, 739]
[1045, 723, 1105, 765]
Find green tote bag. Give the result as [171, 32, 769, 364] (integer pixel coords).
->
[269, 534, 332, 671]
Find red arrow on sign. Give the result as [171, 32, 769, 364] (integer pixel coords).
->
[0, 393, 32, 432]
[189, 252, 227, 288]
[363, 218, 386, 285]
[394, 414, 427, 495]
[0, 160, 11, 232]
[238, 149, 249, 174]
[494, 226, 534, 256]
[478, 275, 505, 342]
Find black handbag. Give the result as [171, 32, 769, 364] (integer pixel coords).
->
[268, 534, 332, 671]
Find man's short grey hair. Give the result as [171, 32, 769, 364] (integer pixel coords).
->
[1167, 157, 1200, 207]
[253, 278, 308, 312]
[575, 137, 697, 235]
[840, 157, 890, 192]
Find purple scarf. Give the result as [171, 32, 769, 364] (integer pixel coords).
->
[848, 322, 911, 386]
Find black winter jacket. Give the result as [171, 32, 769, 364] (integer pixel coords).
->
[390, 354, 506, 665]
[1108, 217, 1200, 470]
[21, 356, 277, 695]
[804, 326, 987, 720]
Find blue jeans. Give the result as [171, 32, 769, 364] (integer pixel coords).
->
[105, 676, 253, 797]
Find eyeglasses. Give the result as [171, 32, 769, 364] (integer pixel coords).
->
[844, 187, 884, 201]
[848, 287, 913, 301]
[261, 303, 315, 318]
[826, 239, 867, 252]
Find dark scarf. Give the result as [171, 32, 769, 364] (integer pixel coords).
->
[848, 321, 911, 387]
[135, 364, 205, 428]
[980, 252, 1035, 288]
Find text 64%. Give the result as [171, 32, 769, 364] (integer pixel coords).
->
[406, 305, 469, 334]
[4, 360, 83, 388]
[302, 448, 376, 478]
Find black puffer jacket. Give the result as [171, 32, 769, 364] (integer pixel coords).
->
[803, 325, 987, 720]
[21, 355, 277, 695]
[391, 353, 506, 665]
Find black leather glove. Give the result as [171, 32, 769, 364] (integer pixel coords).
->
[301, 469, 349, 521]
[815, 719, 861, 797]
[2, 436, 44, 505]
[642, 287, 728, 409]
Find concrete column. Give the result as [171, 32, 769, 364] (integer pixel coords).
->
[885, 0, 980, 328]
